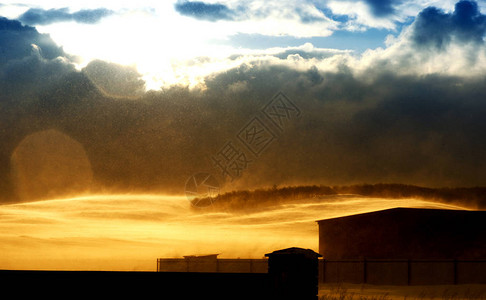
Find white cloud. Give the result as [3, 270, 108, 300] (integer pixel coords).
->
[165, 0, 486, 90]
[5, 0, 486, 91]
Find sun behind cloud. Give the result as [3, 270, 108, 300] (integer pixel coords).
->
[11, 130, 93, 201]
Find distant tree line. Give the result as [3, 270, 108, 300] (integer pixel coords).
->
[193, 184, 486, 211]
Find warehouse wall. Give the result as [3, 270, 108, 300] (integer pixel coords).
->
[317, 208, 486, 260]
[320, 259, 486, 285]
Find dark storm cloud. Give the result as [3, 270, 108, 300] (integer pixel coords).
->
[18, 7, 114, 25]
[0, 17, 74, 96]
[174, 1, 236, 21]
[0, 17, 65, 64]
[1, 1, 486, 204]
[197, 65, 486, 190]
[412, 0, 486, 49]
[4, 62, 486, 203]
[0, 18, 77, 202]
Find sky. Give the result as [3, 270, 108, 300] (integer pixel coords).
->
[1, 0, 486, 203]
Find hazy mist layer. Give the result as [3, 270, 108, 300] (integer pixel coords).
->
[0, 194, 467, 271]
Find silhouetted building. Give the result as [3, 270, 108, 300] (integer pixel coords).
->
[265, 247, 321, 300]
[157, 254, 268, 273]
[317, 207, 486, 260]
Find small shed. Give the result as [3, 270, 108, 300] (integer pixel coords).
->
[265, 247, 321, 300]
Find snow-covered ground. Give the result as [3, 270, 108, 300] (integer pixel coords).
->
[319, 283, 486, 300]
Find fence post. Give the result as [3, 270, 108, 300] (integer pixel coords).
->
[363, 258, 367, 284]
[407, 259, 411, 285]
[453, 259, 458, 285]
[322, 259, 326, 284]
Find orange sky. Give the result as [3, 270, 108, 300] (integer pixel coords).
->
[0, 194, 468, 271]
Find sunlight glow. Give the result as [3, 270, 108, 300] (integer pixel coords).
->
[0, 194, 468, 271]
[33, 5, 244, 90]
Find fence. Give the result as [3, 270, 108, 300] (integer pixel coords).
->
[157, 258, 268, 273]
[157, 257, 486, 285]
[320, 259, 486, 285]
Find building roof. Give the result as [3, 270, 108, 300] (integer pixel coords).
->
[265, 247, 321, 258]
[183, 254, 219, 260]
[315, 207, 483, 223]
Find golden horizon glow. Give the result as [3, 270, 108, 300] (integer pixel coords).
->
[0, 193, 470, 271]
